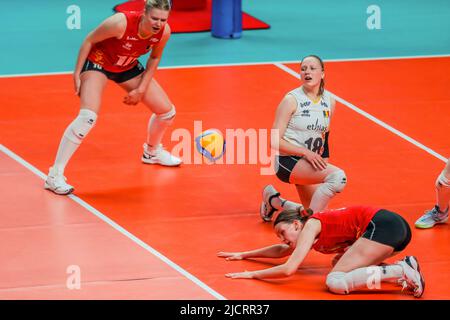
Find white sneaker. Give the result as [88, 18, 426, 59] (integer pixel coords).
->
[415, 206, 448, 229]
[44, 167, 74, 195]
[260, 185, 281, 222]
[142, 143, 182, 167]
[397, 256, 425, 298]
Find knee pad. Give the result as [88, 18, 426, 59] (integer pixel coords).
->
[156, 105, 176, 121]
[64, 109, 97, 144]
[326, 272, 349, 295]
[149, 105, 176, 129]
[324, 169, 347, 194]
[436, 170, 450, 189]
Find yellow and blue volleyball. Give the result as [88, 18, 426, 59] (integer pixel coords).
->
[195, 129, 226, 162]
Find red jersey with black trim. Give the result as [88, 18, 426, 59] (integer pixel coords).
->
[311, 206, 380, 254]
[88, 11, 166, 73]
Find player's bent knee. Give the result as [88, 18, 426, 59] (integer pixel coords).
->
[156, 105, 176, 121]
[65, 108, 97, 144]
[326, 272, 349, 295]
[436, 170, 450, 189]
[325, 169, 347, 194]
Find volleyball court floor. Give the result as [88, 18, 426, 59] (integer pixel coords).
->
[0, 56, 449, 299]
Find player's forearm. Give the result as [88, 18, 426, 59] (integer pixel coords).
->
[251, 263, 296, 279]
[74, 40, 93, 75]
[136, 57, 159, 93]
[242, 244, 291, 259]
[277, 139, 311, 157]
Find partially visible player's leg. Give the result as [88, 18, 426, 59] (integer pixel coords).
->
[260, 156, 345, 221]
[437, 159, 450, 209]
[415, 158, 450, 228]
[119, 74, 181, 166]
[326, 238, 398, 294]
[327, 212, 423, 298]
[327, 238, 424, 298]
[260, 184, 304, 222]
[295, 184, 318, 209]
[436, 160, 450, 212]
[46, 71, 107, 194]
[260, 156, 306, 221]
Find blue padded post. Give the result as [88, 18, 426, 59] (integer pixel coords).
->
[211, 0, 242, 39]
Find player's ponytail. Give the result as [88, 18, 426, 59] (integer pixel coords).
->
[145, 0, 172, 12]
[300, 208, 314, 219]
[319, 78, 325, 96]
[274, 207, 313, 226]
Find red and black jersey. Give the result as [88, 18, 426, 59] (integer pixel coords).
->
[88, 11, 166, 73]
[310, 206, 380, 254]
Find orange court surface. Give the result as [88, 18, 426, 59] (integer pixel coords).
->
[1, 57, 449, 300]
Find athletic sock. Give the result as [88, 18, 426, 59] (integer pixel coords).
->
[271, 196, 302, 212]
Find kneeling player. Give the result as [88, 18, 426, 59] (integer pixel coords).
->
[219, 205, 425, 298]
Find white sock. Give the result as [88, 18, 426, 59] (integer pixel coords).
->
[271, 196, 302, 212]
[146, 114, 173, 150]
[344, 265, 403, 292]
[52, 109, 97, 174]
[309, 184, 334, 212]
[53, 136, 80, 174]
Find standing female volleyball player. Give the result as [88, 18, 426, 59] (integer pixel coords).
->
[260, 55, 347, 221]
[45, 0, 181, 195]
[219, 206, 425, 298]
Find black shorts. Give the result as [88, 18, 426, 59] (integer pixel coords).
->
[275, 155, 303, 183]
[80, 59, 144, 83]
[275, 152, 330, 184]
[362, 209, 412, 252]
[275, 133, 330, 184]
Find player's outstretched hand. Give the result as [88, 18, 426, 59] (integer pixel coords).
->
[225, 271, 254, 279]
[217, 252, 244, 261]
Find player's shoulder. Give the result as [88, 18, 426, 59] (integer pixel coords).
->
[322, 90, 335, 108]
[304, 217, 322, 235]
[287, 86, 304, 97]
[103, 12, 127, 32]
[110, 12, 127, 24]
[288, 86, 310, 103]
[157, 23, 171, 42]
[164, 23, 171, 35]
[278, 93, 298, 113]
[322, 89, 333, 101]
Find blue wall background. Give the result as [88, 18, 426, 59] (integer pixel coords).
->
[0, 0, 449, 75]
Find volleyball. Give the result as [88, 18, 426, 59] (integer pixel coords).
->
[195, 129, 226, 162]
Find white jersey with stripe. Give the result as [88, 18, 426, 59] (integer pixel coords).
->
[281, 86, 332, 156]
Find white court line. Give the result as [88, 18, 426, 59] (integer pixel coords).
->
[1, 53, 450, 78]
[273, 63, 448, 163]
[0, 144, 226, 300]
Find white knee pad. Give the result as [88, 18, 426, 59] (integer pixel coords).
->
[326, 272, 349, 295]
[324, 169, 347, 194]
[436, 170, 450, 189]
[64, 109, 97, 144]
[149, 105, 176, 129]
[156, 105, 176, 121]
